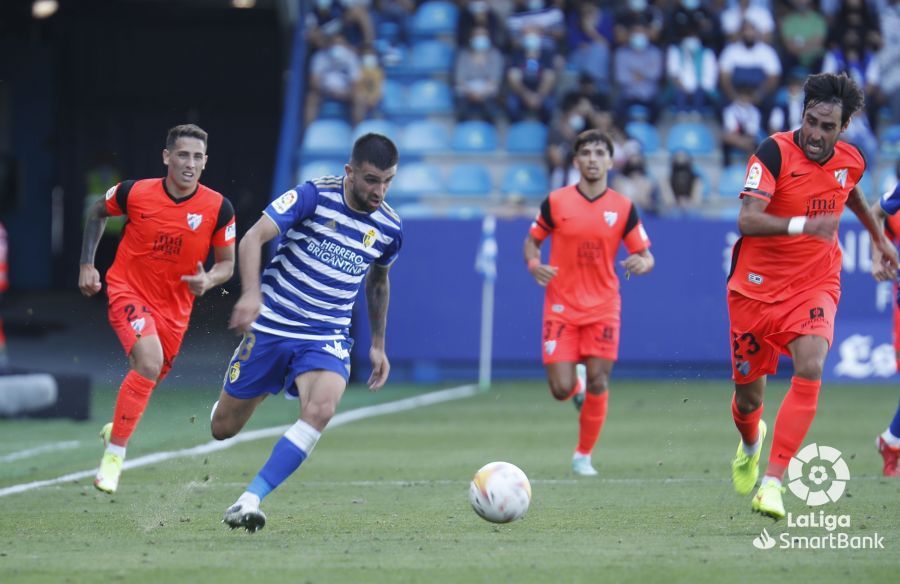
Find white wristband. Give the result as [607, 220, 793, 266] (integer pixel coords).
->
[787, 216, 807, 236]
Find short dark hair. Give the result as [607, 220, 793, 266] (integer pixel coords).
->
[166, 124, 208, 150]
[573, 130, 614, 157]
[802, 72, 865, 128]
[351, 133, 399, 170]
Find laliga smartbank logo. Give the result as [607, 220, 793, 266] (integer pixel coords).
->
[752, 443, 885, 551]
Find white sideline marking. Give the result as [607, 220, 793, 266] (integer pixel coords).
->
[0, 441, 81, 463]
[0, 384, 478, 498]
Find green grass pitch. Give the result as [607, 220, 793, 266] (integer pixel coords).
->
[0, 380, 898, 583]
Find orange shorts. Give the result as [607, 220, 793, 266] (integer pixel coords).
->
[541, 318, 619, 364]
[727, 288, 839, 383]
[108, 293, 183, 380]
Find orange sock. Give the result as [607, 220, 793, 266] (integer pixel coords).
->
[731, 393, 763, 445]
[110, 370, 156, 446]
[765, 376, 820, 480]
[576, 391, 608, 455]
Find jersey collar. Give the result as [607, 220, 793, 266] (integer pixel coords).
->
[576, 183, 608, 202]
[161, 178, 199, 203]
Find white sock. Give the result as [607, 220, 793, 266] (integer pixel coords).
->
[285, 420, 322, 454]
[760, 476, 782, 488]
[742, 437, 761, 457]
[105, 443, 126, 458]
[237, 491, 260, 509]
[882, 429, 900, 447]
[210, 400, 219, 423]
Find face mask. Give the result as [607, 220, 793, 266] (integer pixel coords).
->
[742, 36, 755, 48]
[629, 0, 647, 10]
[471, 35, 490, 52]
[682, 0, 700, 10]
[630, 33, 649, 51]
[523, 33, 541, 52]
[330, 44, 344, 59]
[469, 0, 488, 14]
[527, 0, 544, 11]
[317, 0, 332, 9]
[568, 115, 586, 132]
[362, 54, 378, 68]
[682, 36, 701, 52]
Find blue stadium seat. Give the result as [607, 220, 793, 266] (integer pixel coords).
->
[301, 119, 352, 158]
[409, 39, 455, 74]
[666, 122, 716, 156]
[717, 164, 748, 198]
[857, 169, 875, 198]
[692, 165, 711, 199]
[451, 121, 498, 153]
[880, 124, 900, 160]
[410, 1, 459, 38]
[400, 120, 450, 155]
[391, 162, 443, 198]
[501, 163, 549, 198]
[352, 119, 401, 143]
[447, 163, 493, 196]
[407, 79, 453, 116]
[625, 121, 660, 154]
[317, 99, 349, 121]
[506, 121, 548, 154]
[298, 160, 343, 184]
[381, 79, 408, 118]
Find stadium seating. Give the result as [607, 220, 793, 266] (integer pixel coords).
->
[506, 121, 548, 155]
[301, 119, 352, 158]
[385, 39, 455, 78]
[666, 122, 716, 156]
[298, 160, 343, 184]
[447, 163, 493, 196]
[400, 120, 450, 155]
[391, 162, 444, 198]
[717, 164, 748, 198]
[451, 121, 498, 153]
[352, 119, 401, 143]
[625, 121, 660, 154]
[381, 79, 408, 118]
[407, 79, 453, 116]
[501, 163, 549, 198]
[410, 1, 459, 38]
[857, 169, 875, 198]
[879, 124, 900, 160]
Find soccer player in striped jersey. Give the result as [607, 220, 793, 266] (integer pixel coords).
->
[79, 124, 236, 494]
[214, 133, 402, 532]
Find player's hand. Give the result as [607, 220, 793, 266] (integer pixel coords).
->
[229, 292, 261, 334]
[803, 215, 839, 240]
[620, 253, 652, 276]
[181, 262, 212, 296]
[529, 263, 558, 287]
[872, 235, 899, 282]
[367, 346, 390, 391]
[78, 264, 102, 297]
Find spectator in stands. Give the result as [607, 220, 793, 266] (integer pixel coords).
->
[567, 72, 612, 113]
[720, 0, 774, 44]
[353, 47, 384, 125]
[665, 0, 721, 51]
[718, 20, 781, 115]
[305, 0, 374, 51]
[822, 29, 881, 129]
[454, 25, 505, 122]
[592, 109, 638, 170]
[614, 0, 664, 46]
[778, 0, 827, 73]
[457, 0, 509, 53]
[547, 93, 594, 189]
[612, 152, 661, 215]
[566, 0, 614, 90]
[666, 31, 718, 115]
[373, 0, 415, 46]
[768, 67, 806, 133]
[660, 150, 703, 213]
[721, 84, 763, 165]
[880, 0, 900, 123]
[843, 106, 879, 169]
[505, 26, 557, 123]
[506, 0, 566, 57]
[305, 34, 362, 125]
[828, 0, 882, 54]
[613, 24, 663, 124]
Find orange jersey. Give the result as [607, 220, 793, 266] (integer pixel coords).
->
[529, 184, 650, 324]
[728, 131, 867, 303]
[104, 178, 236, 331]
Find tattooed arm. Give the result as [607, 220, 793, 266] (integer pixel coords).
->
[365, 262, 391, 390]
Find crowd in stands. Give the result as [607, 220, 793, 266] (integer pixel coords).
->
[300, 0, 900, 218]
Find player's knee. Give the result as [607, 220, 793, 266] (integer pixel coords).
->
[586, 373, 610, 394]
[793, 355, 825, 380]
[548, 378, 572, 401]
[304, 400, 337, 425]
[210, 417, 237, 441]
[735, 393, 762, 413]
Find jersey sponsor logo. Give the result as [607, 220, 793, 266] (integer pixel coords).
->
[363, 228, 377, 248]
[229, 361, 241, 383]
[272, 190, 298, 214]
[153, 232, 183, 257]
[745, 163, 762, 189]
[131, 317, 146, 334]
[834, 169, 848, 188]
[105, 186, 117, 200]
[544, 340, 557, 355]
[322, 340, 350, 360]
[187, 213, 203, 230]
[748, 273, 763, 285]
[225, 223, 236, 242]
[603, 211, 618, 227]
[305, 239, 368, 275]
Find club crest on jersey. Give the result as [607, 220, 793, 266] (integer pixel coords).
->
[834, 168, 848, 188]
[131, 317, 146, 334]
[325, 219, 337, 231]
[363, 228, 377, 248]
[603, 211, 618, 227]
[187, 213, 203, 230]
[745, 162, 762, 189]
[229, 361, 240, 383]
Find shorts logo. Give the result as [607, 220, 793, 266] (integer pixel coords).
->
[105, 186, 117, 201]
[748, 273, 763, 285]
[363, 228, 377, 248]
[544, 340, 557, 355]
[745, 163, 762, 189]
[229, 361, 241, 383]
[834, 169, 848, 188]
[131, 317, 146, 334]
[187, 213, 203, 230]
[810, 307, 825, 320]
[225, 223, 236, 242]
[322, 340, 350, 360]
[736, 360, 751, 377]
[551, 304, 564, 313]
[272, 190, 298, 214]
[603, 211, 618, 227]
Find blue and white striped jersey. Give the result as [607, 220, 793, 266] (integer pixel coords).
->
[880, 182, 900, 216]
[253, 175, 402, 340]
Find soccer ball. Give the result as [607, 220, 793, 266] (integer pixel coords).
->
[468, 461, 532, 523]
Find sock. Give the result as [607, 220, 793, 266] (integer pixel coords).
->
[246, 420, 321, 501]
[105, 443, 126, 458]
[886, 400, 900, 446]
[110, 370, 157, 446]
[760, 476, 782, 488]
[765, 376, 820, 480]
[575, 391, 608, 456]
[731, 393, 764, 454]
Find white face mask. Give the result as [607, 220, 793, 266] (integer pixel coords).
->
[523, 33, 541, 52]
[630, 33, 649, 51]
[629, 0, 647, 10]
[682, 0, 700, 10]
[469, 0, 488, 14]
[471, 35, 490, 52]
[362, 54, 378, 68]
[317, 0, 332, 9]
[682, 36, 701, 52]
[568, 114, 586, 132]
[527, 0, 544, 11]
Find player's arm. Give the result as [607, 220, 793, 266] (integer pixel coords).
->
[181, 246, 235, 297]
[860, 185, 900, 281]
[365, 262, 391, 391]
[228, 214, 279, 333]
[78, 197, 111, 297]
[524, 198, 558, 286]
[621, 249, 654, 276]
[737, 195, 838, 240]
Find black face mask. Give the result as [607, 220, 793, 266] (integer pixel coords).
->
[624, 163, 644, 175]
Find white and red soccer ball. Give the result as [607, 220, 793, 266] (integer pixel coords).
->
[468, 461, 532, 523]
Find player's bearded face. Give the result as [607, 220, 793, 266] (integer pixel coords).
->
[799, 102, 845, 163]
[574, 142, 612, 182]
[346, 162, 396, 212]
[163, 137, 207, 193]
